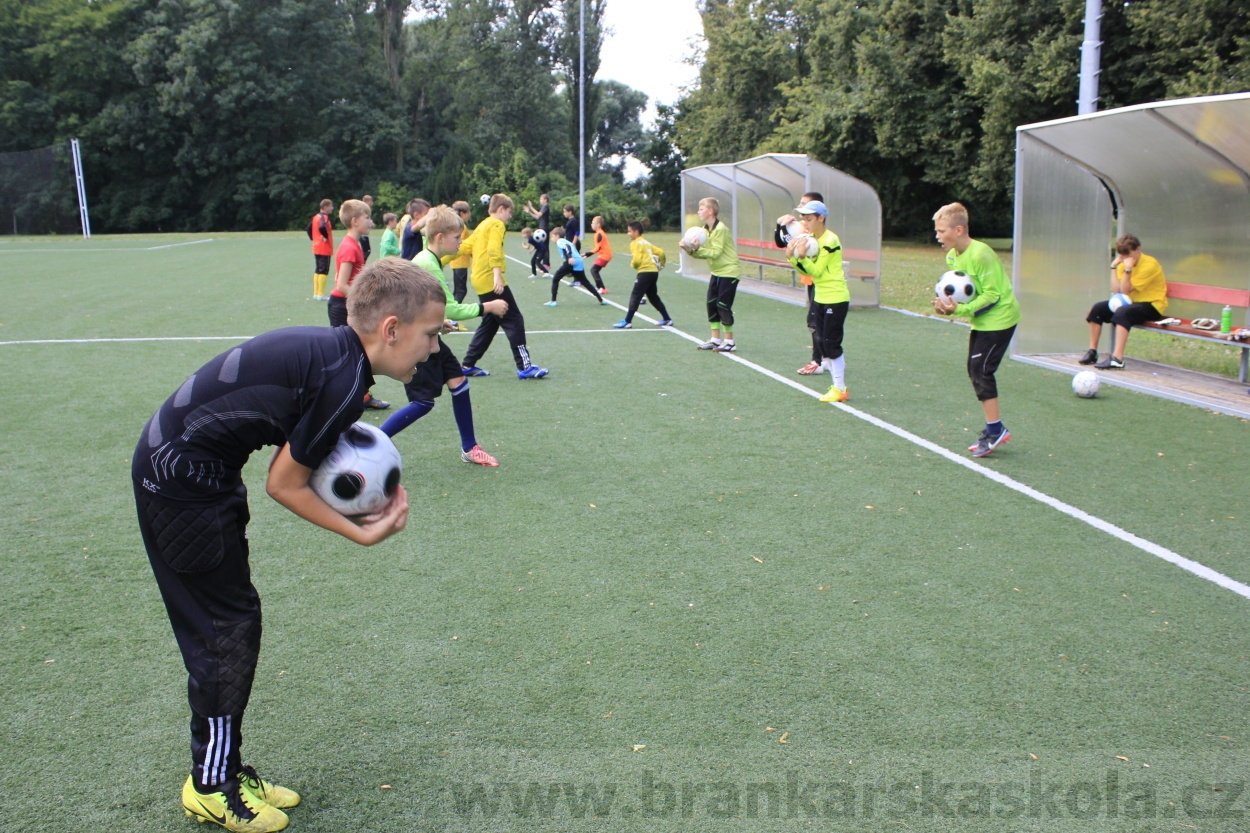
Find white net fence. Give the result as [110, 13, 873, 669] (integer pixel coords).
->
[0, 142, 84, 235]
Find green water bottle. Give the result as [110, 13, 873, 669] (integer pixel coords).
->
[1221, 305, 1233, 334]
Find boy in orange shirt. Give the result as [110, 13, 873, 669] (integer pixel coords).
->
[309, 198, 333, 299]
[588, 215, 612, 295]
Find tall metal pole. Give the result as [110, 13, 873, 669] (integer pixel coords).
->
[578, 0, 586, 244]
[1077, 0, 1102, 114]
[71, 138, 91, 238]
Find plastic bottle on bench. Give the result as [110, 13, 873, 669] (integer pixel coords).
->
[1221, 305, 1233, 334]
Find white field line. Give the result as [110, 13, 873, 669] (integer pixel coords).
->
[507, 254, 1250, 600]
[0, 336, 254, 346]
[6, 254, 1245, 599]
[0, 238, 214, 254]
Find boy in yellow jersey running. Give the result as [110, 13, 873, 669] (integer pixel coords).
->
[931, 202, 1021, 458]
[459, 194, 549, 379]
[613, 221, 673, 328]
[786, 201, 850, 402]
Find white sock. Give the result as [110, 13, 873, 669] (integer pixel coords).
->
[823, 356, 846, 388]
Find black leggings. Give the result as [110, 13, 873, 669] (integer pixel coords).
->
[551, 264, 599, 301]
[530, 244, 550, 276]
[626, 272, 670, 323]
[452, 268, 469, 303]
[136, 482, 260, 788]
[806, 283, 820, 362]
[591, 262, 608, 289]
[463, 286, 533, 370]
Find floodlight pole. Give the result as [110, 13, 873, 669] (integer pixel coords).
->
[71, 138, 91, 238]
[578, 0, 586, 244]
[1077, 0, 1102, 115]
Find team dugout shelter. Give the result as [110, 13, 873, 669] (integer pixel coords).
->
[679, 153, 882, 307]
[1012, 93, 1250, 380]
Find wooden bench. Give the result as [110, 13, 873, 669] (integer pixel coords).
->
[1139, 281, 1250, 382]
[733, 238, 879, 287]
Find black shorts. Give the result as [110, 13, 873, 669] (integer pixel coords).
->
[403, 337, 463, 401]
[328, 294, 348, 328]
[1087, 300, 1163, 329]
[968, 325, 1016, 402]
[813, 301, 849, 360]
[314, 254, 330, 275]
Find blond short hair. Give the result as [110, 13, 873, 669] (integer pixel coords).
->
[348, 257, 445, 333]
[339, 199, 370, 226]
[451, 200, 471, 214]
[699, 197, 720, 217]
[489, 193, 514, 212]
[423, 205, 463, 239]
[933, 202, 969, 229]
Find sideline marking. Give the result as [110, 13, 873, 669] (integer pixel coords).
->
[0, 336, 253, 346]
[6, 255, 1245, 598]
[0, 238, 214, 254]
[506, 253, 1249, 600]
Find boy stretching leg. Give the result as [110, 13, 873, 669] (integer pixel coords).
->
[381, 207, 510, 466]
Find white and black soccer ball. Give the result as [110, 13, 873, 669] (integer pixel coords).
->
[682, 226, 708, 250]
[479, 193, 491, 205]
[1072, 370, 1101, 399]
[532, 228, 547, 244]
[793, 235, 819, 258]
[310, 422, 402, 516]
[935, 270, 977, 304]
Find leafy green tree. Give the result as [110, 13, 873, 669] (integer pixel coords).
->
[636, 103, 685, 229]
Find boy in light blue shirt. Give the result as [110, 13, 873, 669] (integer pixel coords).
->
[547, 227, 605, 306]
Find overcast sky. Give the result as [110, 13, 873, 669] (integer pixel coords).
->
[597, 0, 704, 176]
[598, 0, 703, 117]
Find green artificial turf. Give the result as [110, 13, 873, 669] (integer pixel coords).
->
[1, 233, 1247, 832]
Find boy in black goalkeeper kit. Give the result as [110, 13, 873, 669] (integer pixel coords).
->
[134, 260, 446, 832]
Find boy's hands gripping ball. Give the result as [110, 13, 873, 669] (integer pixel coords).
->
[935, 270, 976, 304]
[681, 226, 708, 252]
[310, 422, 403, 517]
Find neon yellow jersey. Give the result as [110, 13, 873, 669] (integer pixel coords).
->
[788, 230, 847, 304]
[689, 221, 740, 278]
[946, 240, 1021, 331]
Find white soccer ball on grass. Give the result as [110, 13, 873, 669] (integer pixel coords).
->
[1072, 370, 1101, 398]
[309, 422, 402, 517]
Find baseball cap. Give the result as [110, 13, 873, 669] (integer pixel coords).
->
[795, 200, 828, 217]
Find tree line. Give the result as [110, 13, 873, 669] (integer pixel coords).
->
[3, 0, 1247, 236]
[0, 0, 661, 232]
[672, 0, 1250, 237]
